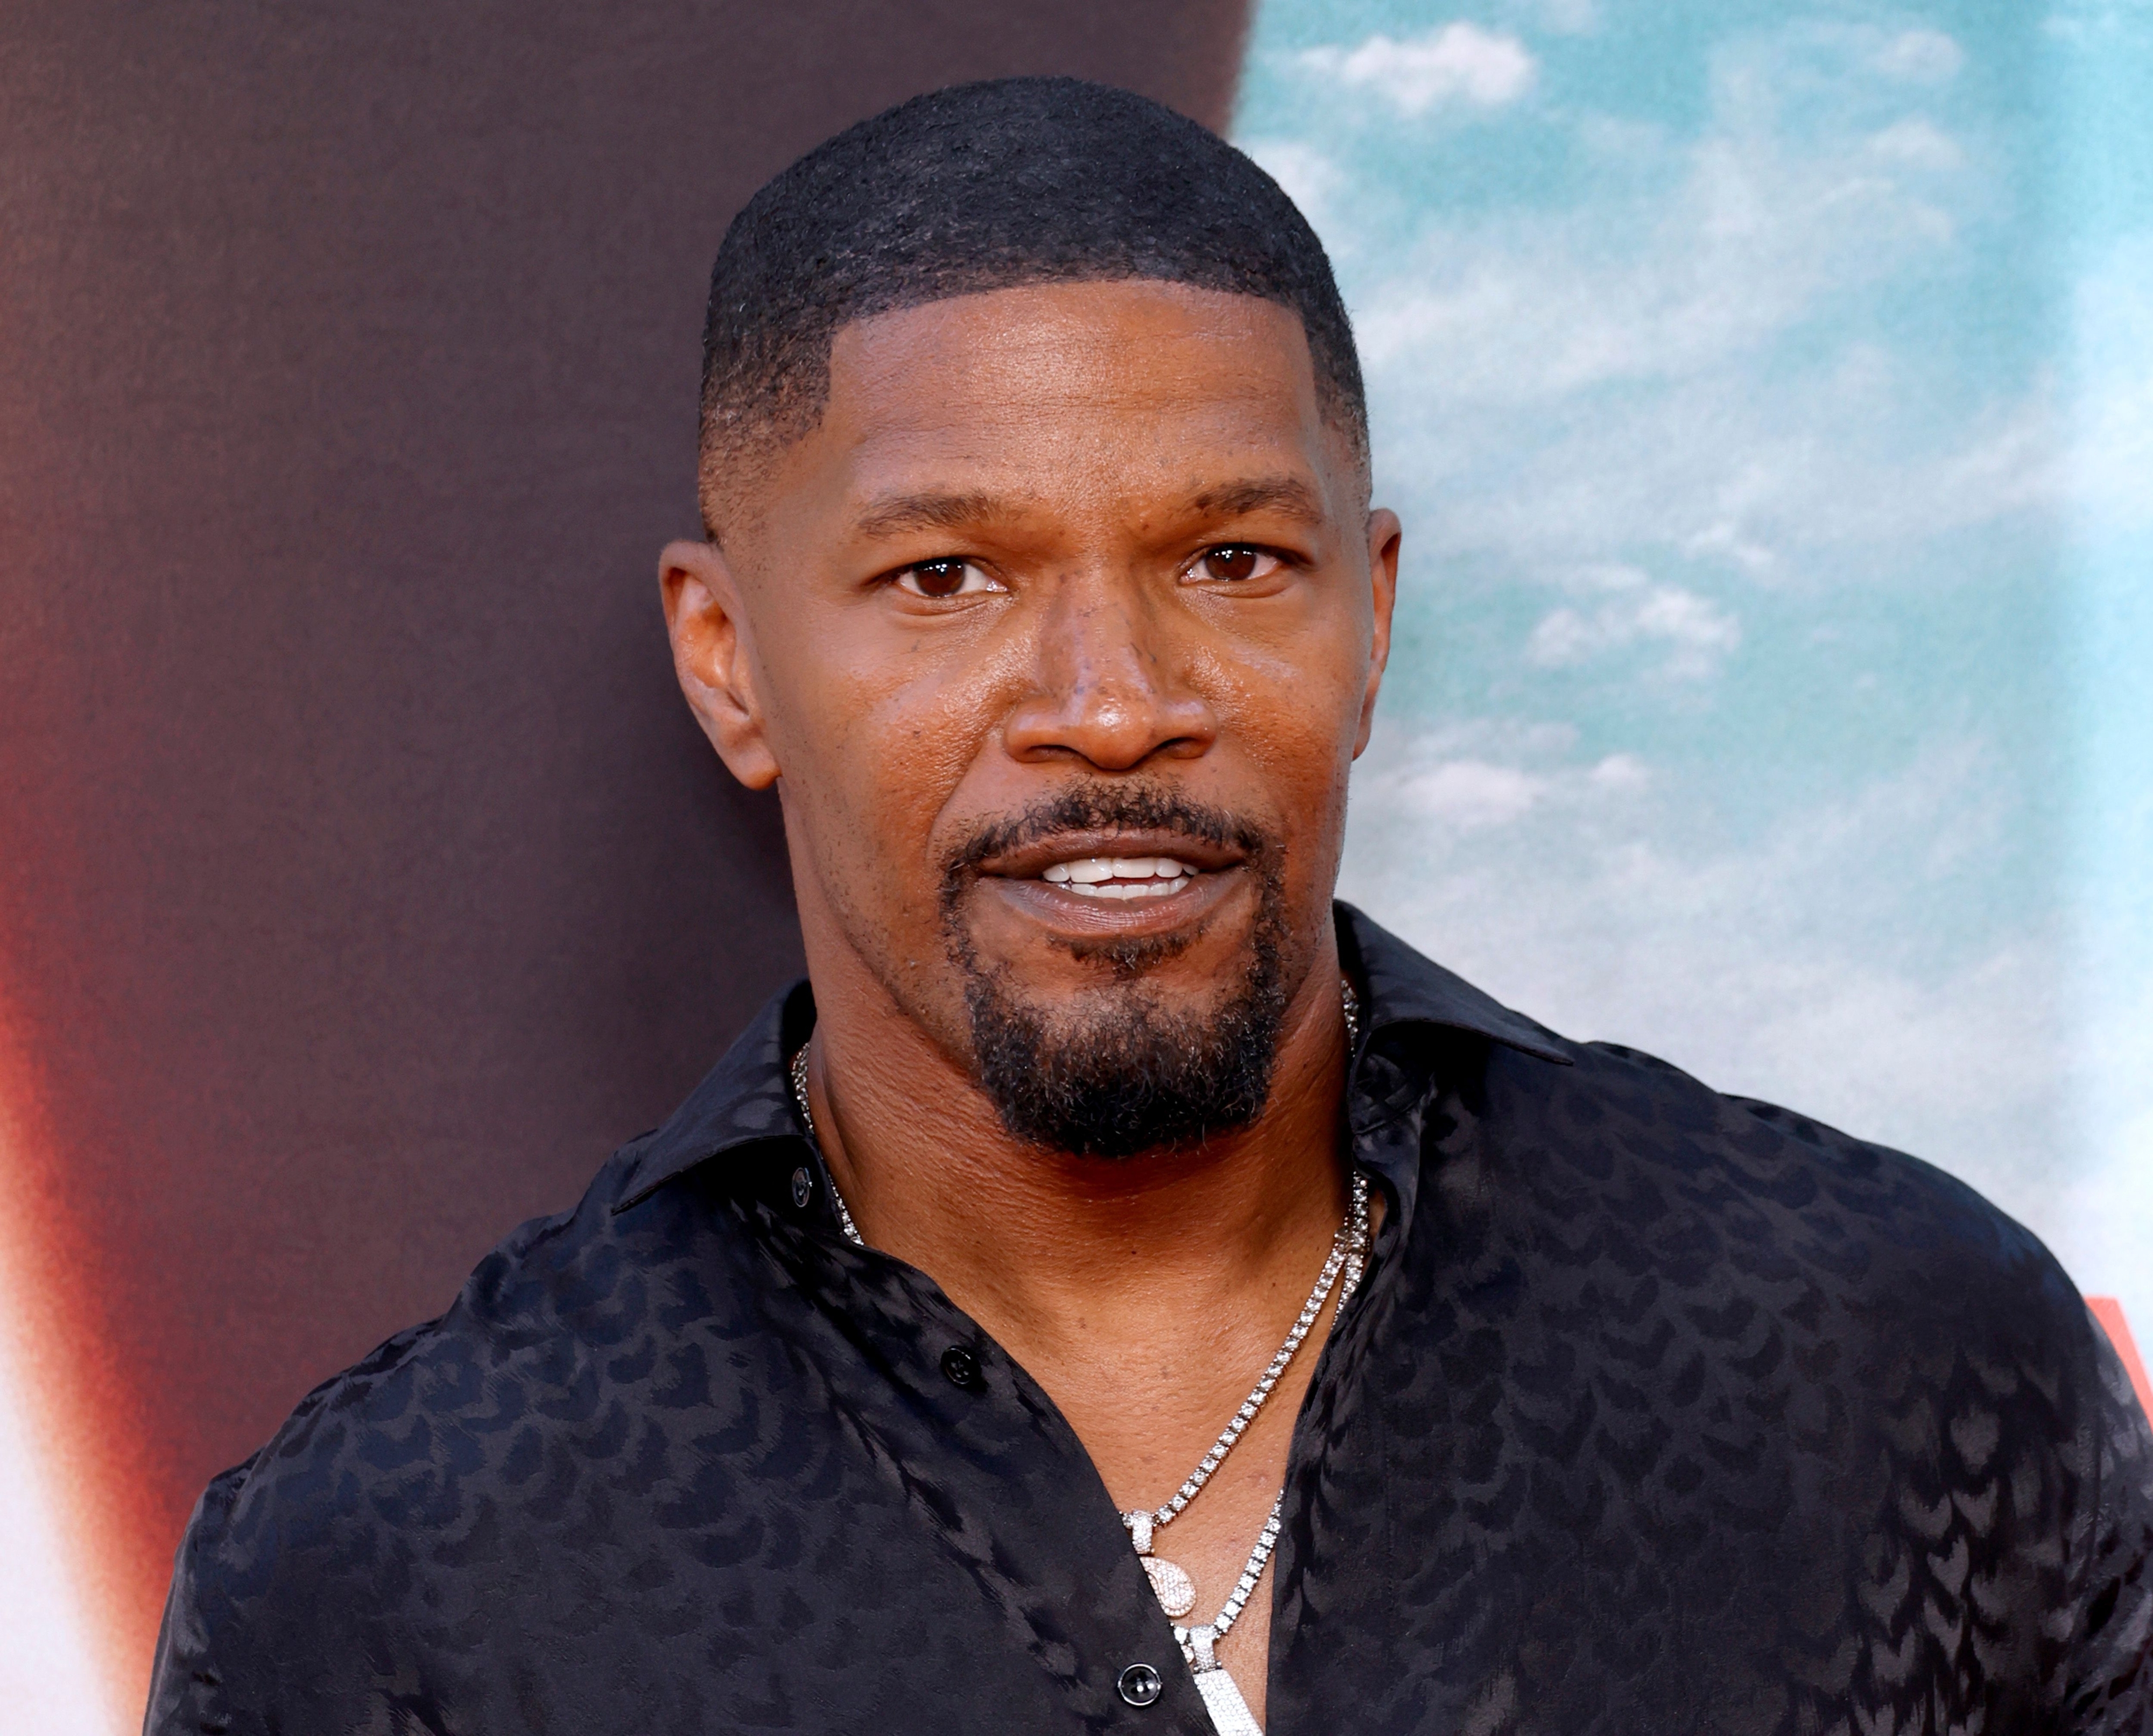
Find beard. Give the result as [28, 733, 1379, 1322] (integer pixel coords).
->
[938, 785, 1292, 1159]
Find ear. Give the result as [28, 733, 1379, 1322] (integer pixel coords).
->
[660, 539, 782, 790]
[1353, 508, 1402, 760]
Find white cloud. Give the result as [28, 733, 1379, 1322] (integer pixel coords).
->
[1524, 565, 1741, 679]
[1871, 27, 1966, 83]
[1240, 138, 1345, 229]
[1392, 758, 1547, 829]
[1298, 24, 1537, 116]
[2046, 1, 2153, 46]
[1306, 25, 2051, 585]
[1364, 338, 2056, 589]
[1348, 718, 1625, 835]
[1867, 117, 1964, 170]
[2072, 372, 2153, 527]
[2068, 232, 2153, 530]
[1589, 751, 1650, 790]
[1349, 102, 1967, 406]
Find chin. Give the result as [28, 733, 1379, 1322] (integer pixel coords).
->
[955, 877, 1293, 1160]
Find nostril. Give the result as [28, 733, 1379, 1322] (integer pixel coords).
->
[1002, 684, 1216, 772]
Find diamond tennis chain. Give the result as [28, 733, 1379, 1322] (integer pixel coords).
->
[1124, 1165, 1367, 1617]
[789, 979, 1370, 1719]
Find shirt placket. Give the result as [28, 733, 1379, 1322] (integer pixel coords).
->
[1262, 1033, 1434, 1732]
[750, 1187, 1221, 1734]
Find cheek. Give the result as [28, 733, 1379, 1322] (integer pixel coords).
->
[1190, 631, 1364, 825]
[782, 625, 1016, 914]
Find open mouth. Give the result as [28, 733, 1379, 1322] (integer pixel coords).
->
[1038, 856, 1199, 900]
[955, 807, 1260, 935]
[974, 829, 1246, 907]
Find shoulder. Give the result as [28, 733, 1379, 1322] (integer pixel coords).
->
[1502, 1040, 2153, 1717]
[1446, 1031, 2115, 1479]
[149, 1136, 753, 1716]
[1490, 1033, 2083, 1319]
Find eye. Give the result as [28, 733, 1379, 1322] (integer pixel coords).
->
[1188, 545, 1285, 584]
[895, 558, 1002, 599]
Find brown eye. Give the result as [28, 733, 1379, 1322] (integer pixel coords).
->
[895, 559, 1000, 599]
[1193, 546, 1279, 584]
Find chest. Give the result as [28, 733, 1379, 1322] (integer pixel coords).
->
[326, 1248, 2053, 1736]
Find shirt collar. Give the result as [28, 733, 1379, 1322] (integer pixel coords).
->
[614, 900, 1568, 1212]
[1335, 902, 1570, 1067]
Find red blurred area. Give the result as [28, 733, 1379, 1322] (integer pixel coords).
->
[2091, 1298, 2153, 1421]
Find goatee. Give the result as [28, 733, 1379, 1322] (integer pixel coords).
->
[940, 786, 1291, 1159]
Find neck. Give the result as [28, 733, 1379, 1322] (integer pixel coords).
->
[796, 942, 1353, 1367]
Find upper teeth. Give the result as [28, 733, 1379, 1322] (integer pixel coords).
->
[1042, 856, 1196, 899]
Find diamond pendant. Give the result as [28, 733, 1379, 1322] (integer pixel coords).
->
[1183, 1628, 1264, 1735]
[1124, 1510, 1198, 1618]
[1140, 1554, 1197, 1619]
[1192, 1664, 1265, 1735]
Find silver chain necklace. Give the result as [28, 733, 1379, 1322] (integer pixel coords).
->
[790, 1040, 864, 1246]
[1125, 1167, 1368, 1617]
[789, 980, 1369, 1731]
[1163, 1169, 1367, 1736]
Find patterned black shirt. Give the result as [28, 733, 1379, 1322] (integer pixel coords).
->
[148, 906, 2153, 1734]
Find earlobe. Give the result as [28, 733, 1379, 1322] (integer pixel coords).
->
[659, 539, 782, 790]
[1354, 510, 1403, 760]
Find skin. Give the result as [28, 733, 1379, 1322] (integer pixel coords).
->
[662, 279, 1399, 1720]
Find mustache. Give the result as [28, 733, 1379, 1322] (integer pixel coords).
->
[940, 783, 1272, 881]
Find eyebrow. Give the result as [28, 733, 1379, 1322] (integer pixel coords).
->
[850, 475, 1329, 541]
[1186, 475, 1328, 527]
[850, 490, 1009, 539]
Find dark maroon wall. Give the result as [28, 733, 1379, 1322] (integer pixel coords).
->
[0, 0, 1249, 1699]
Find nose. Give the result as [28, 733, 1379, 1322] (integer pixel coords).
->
[1000, 575, 1218, 771]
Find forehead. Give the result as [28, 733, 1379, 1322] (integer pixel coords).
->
[790, 281, 1338, 520]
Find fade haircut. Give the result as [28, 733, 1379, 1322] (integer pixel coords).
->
[697, 76, 1368, 535]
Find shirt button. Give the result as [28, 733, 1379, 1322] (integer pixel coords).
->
[1116, 1662, 1162, 1706]
[789, 1167, 813, 1209]
[939, 1346, 983, 1390]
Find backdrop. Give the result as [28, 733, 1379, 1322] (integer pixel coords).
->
[0, 3, 1248, 1724]
[2, 2, 2145, 1730]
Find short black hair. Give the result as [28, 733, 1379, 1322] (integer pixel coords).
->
[698, 76, 1366, 528]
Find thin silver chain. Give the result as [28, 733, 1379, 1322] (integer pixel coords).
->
[1167, 978, 1365, 1673]
[1120, 977, 1362, 1545]
[1174, 1185, 1370, 1674]
[1177, 1494, 1283, 1669]
[1122, 1169, 1368, 1546]
[790, 1043, 862, 1244]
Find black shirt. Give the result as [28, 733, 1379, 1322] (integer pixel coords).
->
[148, 907, 2153, 1734]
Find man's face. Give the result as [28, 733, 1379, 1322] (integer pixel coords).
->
[667, 280, 1397, 1154]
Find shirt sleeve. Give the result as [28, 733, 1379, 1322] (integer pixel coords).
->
[2065, 1313, 2153, 1734]
[142, 1462, 257, 1736]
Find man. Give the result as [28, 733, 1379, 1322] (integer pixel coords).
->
[149, 78, 2150, 1735]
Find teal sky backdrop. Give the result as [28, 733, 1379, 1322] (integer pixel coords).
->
[1233, 0, 2150, 1324]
